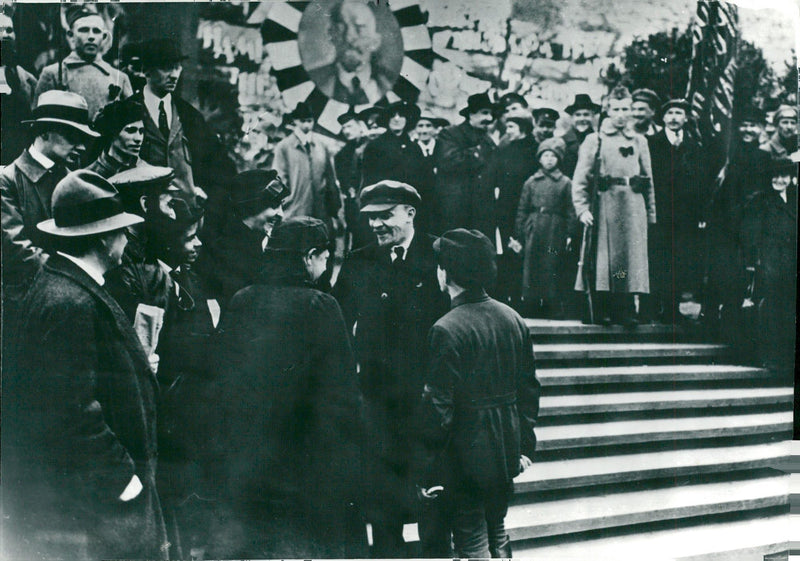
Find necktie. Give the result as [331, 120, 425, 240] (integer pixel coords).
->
[158, 100, 170, 139]
[350, 76, 369, 106]
[392, 246, 405, 263]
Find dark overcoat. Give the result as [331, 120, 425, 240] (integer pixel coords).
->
[206, 257, 364, 558]
[333, 233, 449, 509]
[2, 255, 167, 560]
[515, 168, 577, 302]
[561, 125, 592, 179]
[419, 290, 540, 492]
[474, 135, 538, 246]
[647, 129, 708, 294]
[572, 120, 656, 293]
[0, 149, 66, 301]
[433, 121, 495, 233]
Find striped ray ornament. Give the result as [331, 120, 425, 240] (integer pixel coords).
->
[257, 0, 434, 137]
[686, 0, 739, 178]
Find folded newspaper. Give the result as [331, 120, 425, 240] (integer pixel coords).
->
[133, 304, 165, 356]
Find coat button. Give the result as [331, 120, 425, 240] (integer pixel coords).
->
[381, 292, 389, 300]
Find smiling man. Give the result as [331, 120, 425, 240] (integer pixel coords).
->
[333, 180, 449, 557]
[35, 6, 132, 119]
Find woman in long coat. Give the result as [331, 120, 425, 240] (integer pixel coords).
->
[572, 86, 656, 324]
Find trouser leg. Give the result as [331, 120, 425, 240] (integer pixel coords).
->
[486, 484, 512, 558]
[451, 486, 490, 558]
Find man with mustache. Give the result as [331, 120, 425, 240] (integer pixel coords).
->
[631, 88, 663, 137]
[35, 6, 132, 120]
[308, 0, 396, 106]
[643, 98, 707, 324]
[333, 180, 449, 557]
[134, 40, 236, 206]
[1, 90, 100, 307]
[434, 92, 497, 234]
[561, 93, 601, 178]
[0, 10, 38, 165]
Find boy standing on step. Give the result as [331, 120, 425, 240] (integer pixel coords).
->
[417, 229, 540, 558]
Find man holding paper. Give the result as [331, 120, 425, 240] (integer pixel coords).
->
[2, 170, 168, 560]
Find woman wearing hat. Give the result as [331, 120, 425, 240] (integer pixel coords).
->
[207, 216, 365, 558]
[87, 97, 146, 178]
[4, 170, 168, 560]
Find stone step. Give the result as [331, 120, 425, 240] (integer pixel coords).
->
[513, 511, 789, 560]
[505, 474, 788, 541]
[533, 342, 727, 363]
[539, 387, 793, 418]
[526, 318, 686, 343]
[537, 364, 770, 388]
[513, 441, 790, 493]
[535, 411, 792, 451]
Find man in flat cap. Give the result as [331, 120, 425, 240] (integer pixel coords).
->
[643, 98, 707, 323]
[631, 88, 662, 137]
[134, 39, 236, 205]
[416, 228, 540, 558]
[333, 180, 449, 557]
[761, 105, 798, 161]
[704, 105, 771, 350]
[3, 170, 167, 561]
[35, 6, 132, 119]
[532, 107, 559, 149]
[198, 169, 289, 308]
[207, 216, 365, 558]
[1, 90, 99, 307]
[434, 92, 497, 233]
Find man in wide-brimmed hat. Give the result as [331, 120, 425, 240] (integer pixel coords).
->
[416, 228, 540, 558]
[643, 98, 707, 323]
[133, 39, 236, 205]
[198, 169, 290, 308]
[1, 90, 100, 304]
[562, 93, 601, 177]
[208, 215, 365, 557]
[3, 169, 168, 561]
[273, 101, 341, 232]
[433, 92, 497, 233]
[35, 6, 133, 119]
[333, 179, 449, 557]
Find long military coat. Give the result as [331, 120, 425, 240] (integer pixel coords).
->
[572, 120, 656, 293]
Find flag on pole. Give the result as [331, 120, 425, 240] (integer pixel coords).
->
[686, 0, 740, 177]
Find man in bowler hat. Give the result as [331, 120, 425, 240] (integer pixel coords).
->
[2, 170, 167, 561]
[417, 228, 540, 558]
[333, 180, 449, 557]
[134, 39, 236, 205]
[562, 93, 601, 177]
[434, 92, 497, 233]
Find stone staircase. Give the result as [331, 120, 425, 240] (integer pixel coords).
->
[403, 320, 793, 559]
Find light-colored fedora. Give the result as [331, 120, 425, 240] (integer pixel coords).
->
[23, 90, 100, 138]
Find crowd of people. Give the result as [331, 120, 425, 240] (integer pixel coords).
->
[1, 4, 797, 560]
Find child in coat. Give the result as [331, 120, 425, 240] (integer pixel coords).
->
[515, 137, 577, 318]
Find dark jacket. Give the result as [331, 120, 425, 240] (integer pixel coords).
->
[1, 65, 37, 166]
[196, 216, 267, 309]
[2, 255, 167, 560]
[475, 135, 538, 245]
[362, 130, 435, 232]
[1, 149, 67, 302]
[419, 290, 540, 491]
[333, 233, 449, 507]
[207, 256, 364, 557]
[433, 121, 496, 233]
[562, 125, 592, 179]
[133, 91, 236, 205]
